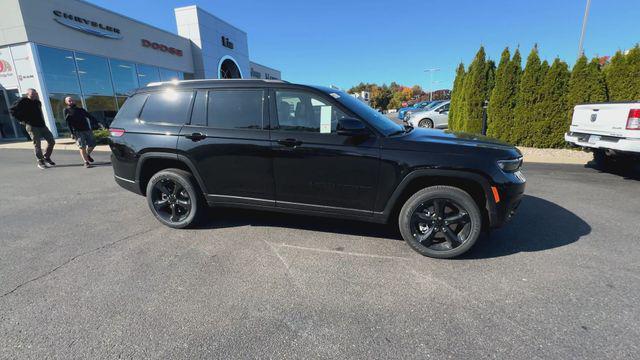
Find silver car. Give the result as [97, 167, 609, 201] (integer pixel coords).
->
[405, 100, 450, 129]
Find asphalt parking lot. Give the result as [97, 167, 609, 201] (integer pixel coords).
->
[1, 149, 639, 359]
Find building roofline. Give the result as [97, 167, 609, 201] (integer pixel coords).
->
[249, 61, 281, 73]
[174, 5, 247, 35]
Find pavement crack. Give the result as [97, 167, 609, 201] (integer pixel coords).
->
[1, 228, 155, 298]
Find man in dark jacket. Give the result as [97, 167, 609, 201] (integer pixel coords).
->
[64, 96, 97, 168]
[10, 88, 55, 169]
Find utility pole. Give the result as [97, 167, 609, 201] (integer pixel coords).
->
[424, 68, 440, 101]
[578, 0, 592, 57]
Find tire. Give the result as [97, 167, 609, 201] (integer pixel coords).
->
[398, 186, 482, 259]
[419, 118, 434, 128]
[146, 168, 203, 229]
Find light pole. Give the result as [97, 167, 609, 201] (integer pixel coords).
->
[578, 0, 592, 57]
[424, 68, 440, 101]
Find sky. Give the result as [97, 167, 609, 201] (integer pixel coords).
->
[89, 0, 639, 91]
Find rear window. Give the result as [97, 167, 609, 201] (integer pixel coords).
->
[111, 94, 147, 126]
[139, 90, 193, 125]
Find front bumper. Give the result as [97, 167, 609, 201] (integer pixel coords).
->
[489, 171, 526, 229]
[565, 132, 640, 154]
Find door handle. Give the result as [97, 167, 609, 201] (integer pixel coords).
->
[185, 132, 206, 141]
[277, 138, 303, 147]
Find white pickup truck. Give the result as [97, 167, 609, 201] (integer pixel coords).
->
[565, 102, 640, 163]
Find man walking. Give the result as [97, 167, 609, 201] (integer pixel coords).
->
[9, 88, 55, 169]
[64, 96, 97, 168]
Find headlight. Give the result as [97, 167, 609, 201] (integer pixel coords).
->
[497, 157, 523, 173]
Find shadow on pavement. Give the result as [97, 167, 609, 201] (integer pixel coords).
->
[584, 159, 640, 181]
[52, 161, 112, 168]
[462, 195, 591, 259]
[196, 208, 402, 241]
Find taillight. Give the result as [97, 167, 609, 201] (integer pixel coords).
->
[109, 128, 125, 137]
[627, 109, 640, 130]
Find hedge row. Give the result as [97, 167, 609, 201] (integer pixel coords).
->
[449, 45, 640, 148]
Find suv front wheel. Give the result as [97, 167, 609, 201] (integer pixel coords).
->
[146, 169, 203, 229]
[399, 186, 482, 258]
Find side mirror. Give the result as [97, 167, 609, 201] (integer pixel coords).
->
[336, 118, 369, 137]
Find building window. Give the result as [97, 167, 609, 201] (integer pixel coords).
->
[37, 45, 81, 94]
[84, 95, 118, 128]
[110, 59, 139, 96]
[75, 52, 114, 96]
[159, 68, 180, 82]
[136, 64, 160, 87]
[220, 59, 241, 79]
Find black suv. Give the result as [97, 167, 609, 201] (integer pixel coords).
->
[109, 80, 525, 258]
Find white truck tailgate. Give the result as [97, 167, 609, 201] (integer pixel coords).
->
[570, 103, 640, 139]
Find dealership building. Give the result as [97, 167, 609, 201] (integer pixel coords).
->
[0, 0, 281, 139]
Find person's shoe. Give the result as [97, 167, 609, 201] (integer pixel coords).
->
[87, 155, 94, 163]
[44, 157, 56, 166]
[84, 162, 92, 168]
[37, 161, 47, 170]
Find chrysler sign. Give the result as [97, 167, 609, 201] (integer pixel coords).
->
[53, 10, 123, 39]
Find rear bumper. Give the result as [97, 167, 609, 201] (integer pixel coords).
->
[114, 174, 143, 195]
[565, 132, 640, 154]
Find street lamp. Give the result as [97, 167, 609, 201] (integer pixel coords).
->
[424, 68, 440, 101]
[578, 0, 592, 57]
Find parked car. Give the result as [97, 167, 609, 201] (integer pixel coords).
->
[398, 100, 442, 120]
[109, 80, 525, 259]
[565, 102, 640, 164]
[405, 100, 450, 129]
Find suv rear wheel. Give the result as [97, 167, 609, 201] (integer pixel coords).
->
[146, 169, 203, 228]
[399, 186, 482, 258]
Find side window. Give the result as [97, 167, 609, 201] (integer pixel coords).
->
[440, 103, 450, 112]
[275, 90, 348, 133]
[207, 89, 264, 129]
[190, 90, 207, 126]
[113, 94, 147, 123]
[139, 90, 193, 125]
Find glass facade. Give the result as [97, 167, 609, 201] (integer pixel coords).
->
[36, 44, 188, 136]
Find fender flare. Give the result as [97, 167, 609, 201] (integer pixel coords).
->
[135, 152, 209, 195]
[378, 168, 498, 225]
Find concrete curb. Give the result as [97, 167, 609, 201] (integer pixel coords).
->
[0, 138, 111, 152]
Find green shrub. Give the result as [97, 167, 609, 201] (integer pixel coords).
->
[93, 129, 110, 145]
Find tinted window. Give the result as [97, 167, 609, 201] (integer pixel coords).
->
[208, 90, 264, 129]
[112, 94, 147, 125]
[275, 90, 348, 133]
[190, 91, 207, 126]
[330, 90, 404, 136]
[139, 90, 193, 125]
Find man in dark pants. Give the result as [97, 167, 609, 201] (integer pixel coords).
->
[64, 96, 97, 168]
[10, 88, 55, 169]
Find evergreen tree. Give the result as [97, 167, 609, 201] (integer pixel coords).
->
[461, 46, 489, 133]
[512, 46, 545, 146]
[487, 48, 521, 142]
[448, 63, 466, 131]
[567, 55, 608, 116]
[604, 50, 629, 101]
[534, 58, 571, 148]
[623, 45, 640, 100]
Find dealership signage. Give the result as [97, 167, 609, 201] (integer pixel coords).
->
[53, 10, 123, 39]
[221, 36, 234, 49]
[141, 39, 183, 57]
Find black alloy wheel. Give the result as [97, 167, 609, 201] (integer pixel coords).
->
[151, 178, 192, 223]
[399, 186, 482, 258]
[146, 169, 202, 228]
[409, 198, 470, 251]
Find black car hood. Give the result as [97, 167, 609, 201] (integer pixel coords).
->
[387, 128, 521, 156]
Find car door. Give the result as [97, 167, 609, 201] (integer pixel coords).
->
[432, 102, 450, 128]
[269, 88, 380, 215]
[177, 87, 274, 206]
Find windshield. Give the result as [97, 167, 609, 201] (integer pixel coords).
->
[424, 101, 443, 110]
[326, 90, 405, 136]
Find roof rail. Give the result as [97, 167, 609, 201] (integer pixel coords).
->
[146, 79, 287, 87]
